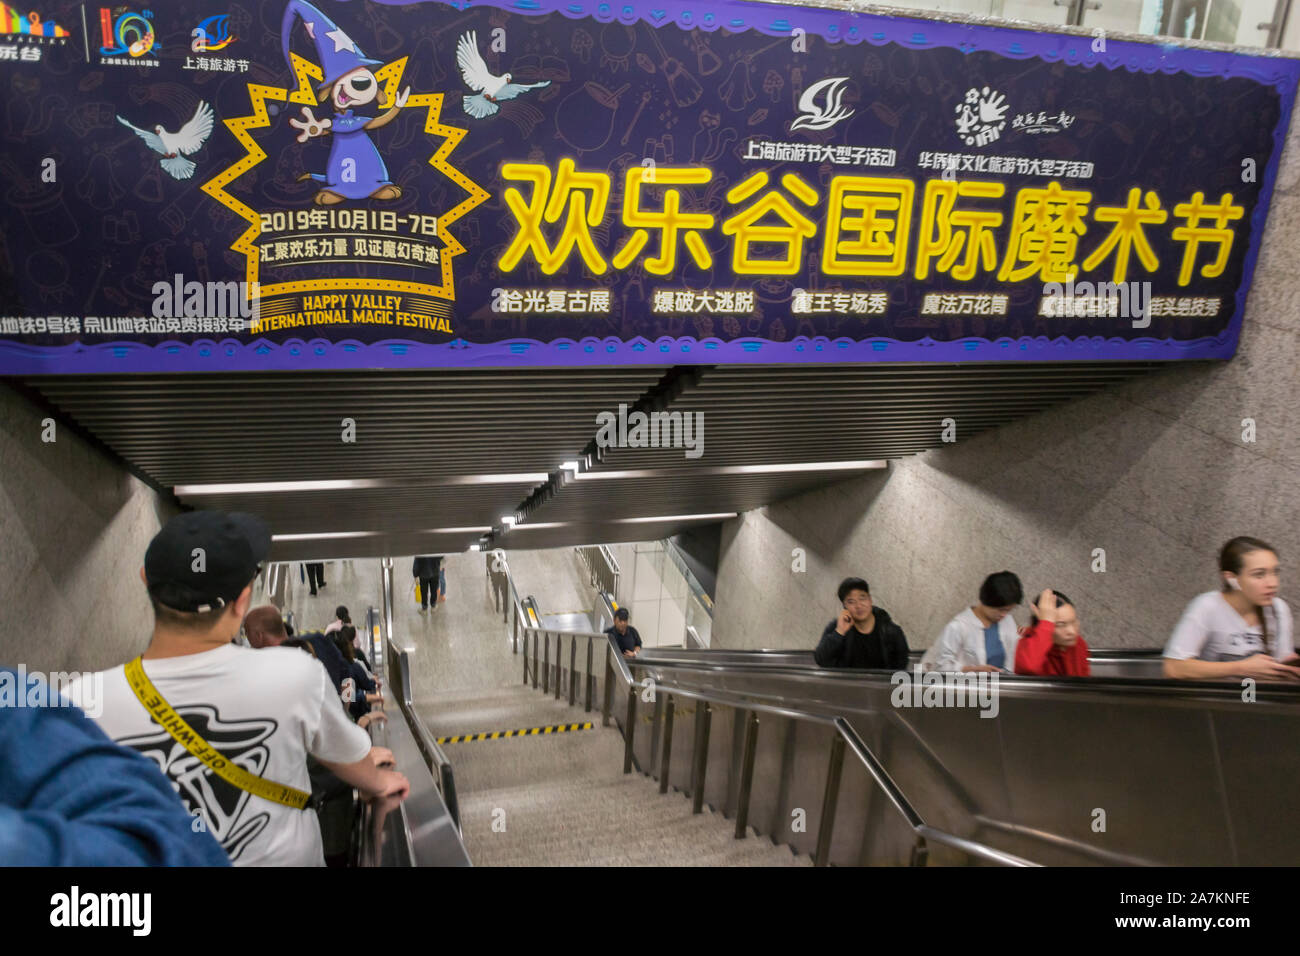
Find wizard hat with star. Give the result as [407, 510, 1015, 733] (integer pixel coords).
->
[281, 0, 381, 93]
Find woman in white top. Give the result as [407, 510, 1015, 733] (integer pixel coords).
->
[1163, 537, 1299, 682]
[921, 571, 1023, 673]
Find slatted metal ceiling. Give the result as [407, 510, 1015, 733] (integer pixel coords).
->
[16, 361, 1166, 559]
[543, 362, 1164, 529]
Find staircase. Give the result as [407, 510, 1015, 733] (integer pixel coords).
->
[418, 685, 809, 866]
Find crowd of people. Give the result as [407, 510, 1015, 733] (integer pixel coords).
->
[2, 510, 409, 866]
[3, 513, 1294, 867]
[814, 536, 1297, 681]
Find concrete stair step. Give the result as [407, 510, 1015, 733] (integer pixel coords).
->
[441, 733, 628, 791]
[416, 683, 809, 866]
[465, 817, 727, 867]
[419, 699, 600, 738]
[459, 790, 721, 857]
[685, 832, 812, 867]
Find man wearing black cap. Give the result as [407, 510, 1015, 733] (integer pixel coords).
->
[604, 607, 642, 658]
[65, 510, 409, 867]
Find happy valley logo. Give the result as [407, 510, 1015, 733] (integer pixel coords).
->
[0, 2, 67, 62]
[0, 3, 69, 44]
[200, 0, 490, 336]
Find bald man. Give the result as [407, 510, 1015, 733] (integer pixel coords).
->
[245, 606, 351, 694]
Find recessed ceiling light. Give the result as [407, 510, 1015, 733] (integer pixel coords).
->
[616, 513, 737, 523]
[175, 474, 550, 495]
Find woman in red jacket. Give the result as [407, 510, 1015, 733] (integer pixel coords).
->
[1014, 589, 1091, 677]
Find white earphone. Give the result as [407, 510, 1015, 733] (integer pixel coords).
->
[1227, 575, 1242, 590]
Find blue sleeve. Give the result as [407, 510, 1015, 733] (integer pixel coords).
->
[353, 662, 376, 694]
[348, 662, 376, 720]
[0, 688, 230, 866]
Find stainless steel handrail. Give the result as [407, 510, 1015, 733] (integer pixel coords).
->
[663, 537, 713, 614]
[264, 562, 281, 607]
[622, 653, 1300, 704]
[494, 546, 1030, 866]
[382, 557, 462, 834]
[598, 544, 621, 601]
[518, 625, 1034, 867]
[576, 544, 621, 603]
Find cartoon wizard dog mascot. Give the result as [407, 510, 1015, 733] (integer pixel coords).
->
[282, 0, 409, 205]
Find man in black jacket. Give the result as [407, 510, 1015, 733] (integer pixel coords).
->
[605, 607, 642, 658]
[412, 555, 442, 612]
[814, 577, 909, 670]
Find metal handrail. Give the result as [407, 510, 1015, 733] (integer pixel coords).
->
[576, 545, 621, 603]
[598, 545, 621, 601]
[494, 547, 1031, 865]
[620, 653, 1300, 704]
[663, 538, 713, 613]
[264, 562, 281, 607]
[518, 625, 1035, 867]
[382, 558, 462, 833]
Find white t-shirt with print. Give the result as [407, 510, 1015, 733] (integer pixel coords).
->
[64, 643, 371, 866]
[1164, 591, 1295, 663]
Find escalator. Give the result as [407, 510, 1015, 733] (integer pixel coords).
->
[636, 646, 1169, 679]
[511, 610, 1300, 865]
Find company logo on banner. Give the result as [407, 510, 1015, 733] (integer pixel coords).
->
[0, 0, 1295, 373]
[0, 3, 68, 60]
[790, 77, 855, 131]
[955, 86, 1009, 147]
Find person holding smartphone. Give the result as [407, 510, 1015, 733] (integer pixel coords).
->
[1163, 537, 1299, 681]
[814, 577, 909, 670]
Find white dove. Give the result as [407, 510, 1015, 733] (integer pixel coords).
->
[456, 30, 550, 119]
[117, 101, 215, 180]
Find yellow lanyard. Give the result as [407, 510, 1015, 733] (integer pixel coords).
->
[125, 656, 310, 810]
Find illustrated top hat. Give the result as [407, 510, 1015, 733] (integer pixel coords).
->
[281, 0, 382, 96]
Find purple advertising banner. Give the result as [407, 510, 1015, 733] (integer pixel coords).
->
[0, 0, 1297, 373]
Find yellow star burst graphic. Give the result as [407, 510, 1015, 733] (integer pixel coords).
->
[200, 52, 490, 302]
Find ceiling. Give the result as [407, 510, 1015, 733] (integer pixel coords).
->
[13, 361, 1165, 559]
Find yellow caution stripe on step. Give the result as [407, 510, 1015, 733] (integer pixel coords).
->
[437, 722, 594, 744]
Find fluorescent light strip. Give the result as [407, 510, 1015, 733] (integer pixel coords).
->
[714, 460, 887, 475]
[574, 461, 886, 480]
[183, 480, 385, 495]
[177, 474, 549, 496]
[273, 526, 491, 542]
[509, 522, 569, 531]
[616, 513, 737, 524]
[273, 531, 379, 541]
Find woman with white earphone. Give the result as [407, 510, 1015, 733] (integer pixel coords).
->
[1163, 537, 1299, 681]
